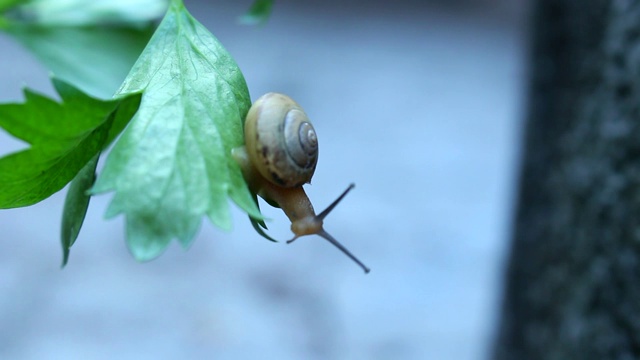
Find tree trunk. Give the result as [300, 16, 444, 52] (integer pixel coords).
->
[494, 1, 640, 359]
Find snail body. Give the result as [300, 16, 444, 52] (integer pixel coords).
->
[232, 92, 370, 273]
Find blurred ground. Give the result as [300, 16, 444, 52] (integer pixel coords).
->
[0, 0, 528, 359]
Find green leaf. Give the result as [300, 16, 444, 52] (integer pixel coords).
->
[6, 25, 155, 99]
[61, 152, 99, 267]
[91, 0, 262, 261]
[238, 0, 274, 26]
[6, 0, 168, 26]
[0, 78, 141, 208]
[2, 0, 167, 98]
[0, 0, 27, 13]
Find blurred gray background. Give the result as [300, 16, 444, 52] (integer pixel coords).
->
[0, 0, 528, 359]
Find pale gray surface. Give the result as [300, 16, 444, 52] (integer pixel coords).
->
[0, 1, 526, 359]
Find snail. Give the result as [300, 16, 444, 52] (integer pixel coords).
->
[232, 92, 370, 274]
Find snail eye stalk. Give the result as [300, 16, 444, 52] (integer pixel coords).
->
[318, 183, 355, 220]
[286, 184, 370, 274]
[317, 229, 370, 274]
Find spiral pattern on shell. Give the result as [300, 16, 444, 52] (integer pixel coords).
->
[244, 93, 318, 187]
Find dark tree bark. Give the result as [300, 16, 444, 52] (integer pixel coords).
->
[494, 1, 640, 359]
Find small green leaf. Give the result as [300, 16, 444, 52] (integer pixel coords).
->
[0, 78, 141, 208]
[61, 152, 99, 267]
[0, 16, 9, 30]
[250, 217, 279, 242]
[92, 0, 262, 261]
[238, 0, 273, 26]
[249, 197, 278, 243]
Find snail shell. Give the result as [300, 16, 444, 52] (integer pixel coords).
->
[244, 92, 318, 187]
